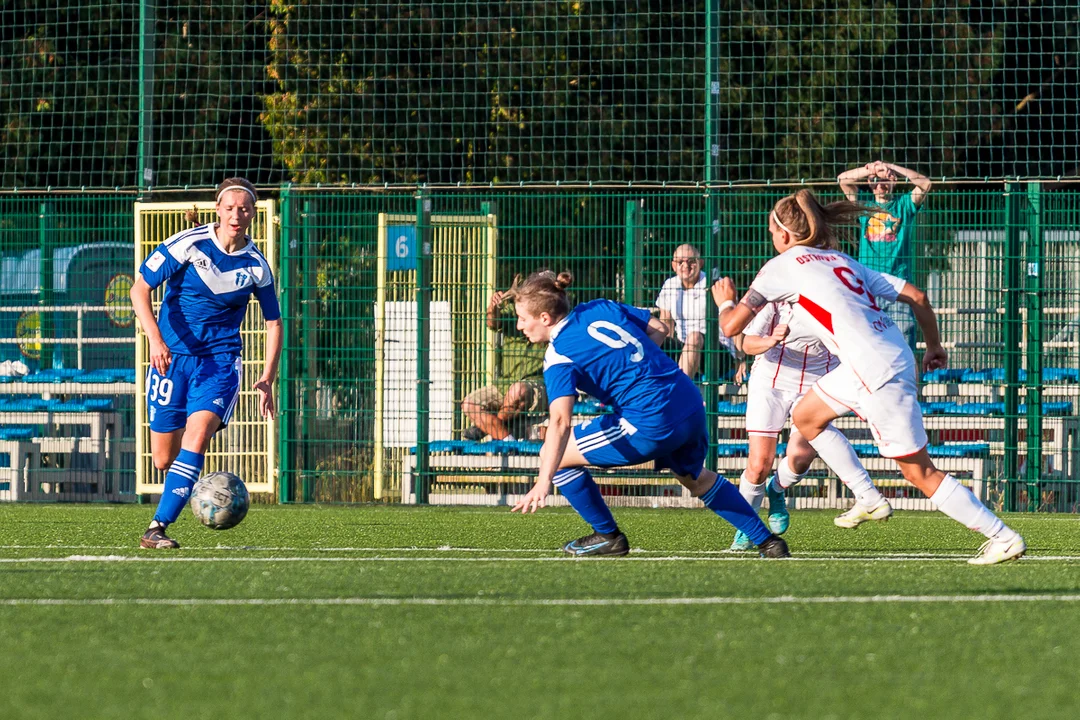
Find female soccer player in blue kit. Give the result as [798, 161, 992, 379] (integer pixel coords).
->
[509, 270, 789, 558]
[130, 178, 283, 549]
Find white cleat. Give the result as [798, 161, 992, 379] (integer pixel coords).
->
[968, 536, 1026, 566]
[834, 499, 894, 529]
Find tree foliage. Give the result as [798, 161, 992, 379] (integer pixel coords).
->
[0, 0, 1077, 188]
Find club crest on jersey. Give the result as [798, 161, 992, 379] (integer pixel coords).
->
[234, 271, 249, 287]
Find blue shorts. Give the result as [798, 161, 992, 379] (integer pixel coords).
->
[572, 405, 708, 479]
[146, 353, 242, 433]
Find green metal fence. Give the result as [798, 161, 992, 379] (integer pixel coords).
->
[0, 195, 137, 501]
[275, 184, 1080, 512]
[2, 1, 1078, 189]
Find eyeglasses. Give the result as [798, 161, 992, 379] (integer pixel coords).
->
[674, 258, 699, 267]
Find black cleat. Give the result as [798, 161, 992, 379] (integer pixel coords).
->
[140, 525, 180, 549]
[563, 530, 630, 557]
[757, 533, 790, 558]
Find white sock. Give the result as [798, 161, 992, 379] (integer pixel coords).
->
[774, 456, 805, 490]
[806, 425, 885, 509]
[930, 474, 1017, 542]
[738, 471, 766, 512]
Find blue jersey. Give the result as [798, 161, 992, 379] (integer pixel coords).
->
[139, 224, 280, 356]
[543, 299, 703, 432]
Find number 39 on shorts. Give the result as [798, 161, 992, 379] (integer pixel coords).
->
[147, 375, 174, 406]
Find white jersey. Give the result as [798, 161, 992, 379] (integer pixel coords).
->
[655, 272, 707, 342]
[656, 271, 738, 357]
[745, 301, 838, 394]
[748, 247, 910, 392]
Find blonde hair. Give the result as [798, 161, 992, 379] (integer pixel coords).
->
[506, 270, 574, 320]
[184, 177, 258, 224]
[771, 189, 872, 250]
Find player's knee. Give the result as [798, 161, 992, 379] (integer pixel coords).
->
[745, 458, 771, 484]
[152, 455, 173, 473]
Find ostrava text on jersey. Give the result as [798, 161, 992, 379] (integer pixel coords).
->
[139, 224, 281, 356]
[543, 299, 703, 432]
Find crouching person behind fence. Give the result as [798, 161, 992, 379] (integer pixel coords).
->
[461, 284, 548, 441]
[130, 178, 282, 549]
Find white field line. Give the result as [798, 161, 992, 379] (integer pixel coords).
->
[1, 594, 1079, 608]
[0, 544, 1077, 560]
[0, 554, 1078, 564]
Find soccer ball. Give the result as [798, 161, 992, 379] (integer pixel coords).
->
[189, 471, 250, 530]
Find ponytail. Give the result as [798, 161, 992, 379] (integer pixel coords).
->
[773, 189, 873, 250]
[506, 269, 574, 319]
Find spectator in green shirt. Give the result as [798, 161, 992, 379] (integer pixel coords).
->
[461, 287, 548, 441]
[838, 160, 933, 349]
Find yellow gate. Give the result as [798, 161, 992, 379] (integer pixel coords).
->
[133, 201, 277, 495]
[373, 212, 497, 499]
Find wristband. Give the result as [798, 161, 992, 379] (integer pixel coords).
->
[717, 300, 735, 313]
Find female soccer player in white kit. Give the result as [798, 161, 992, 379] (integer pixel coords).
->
[715, 189, 1025, 565]
[728, 300, 892, 550]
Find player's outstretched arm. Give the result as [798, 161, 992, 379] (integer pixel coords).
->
[896, 283, 948, 371]
[645, 315, 669, 346]
[711, 278, 758, 337]
[130, 276, 171, 375]
[742, 324, 788, 356]
[512, 395, 575, 514]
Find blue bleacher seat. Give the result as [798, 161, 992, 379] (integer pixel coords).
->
[0, 426, 37, 441]
[717, 401, 747, 416]
[1041, 368, 1080, 384]
[922, 368, 969, 384]
[22, 369, 82, 384]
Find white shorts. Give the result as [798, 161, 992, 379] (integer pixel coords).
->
[745, 380, 803, 437]
[811, 364, 928, 458]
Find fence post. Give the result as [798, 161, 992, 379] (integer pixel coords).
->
[414, 190, 433, 505]
[137, 0, 155, 189]
[1002, 183, 1022, 511]
[703, 190, 721, 473]
[624, 200, 642, 306]
[38, 201, 54, 370]
[278, 186, 293, 503]
[299, 197, 316, 502]
[1025, 183, 1044, 510]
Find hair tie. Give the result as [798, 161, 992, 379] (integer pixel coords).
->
[771, 210, 794, 235]
[217, 185, 257, 203]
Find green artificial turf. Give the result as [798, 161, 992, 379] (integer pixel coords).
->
[0, 504, 1077, 720]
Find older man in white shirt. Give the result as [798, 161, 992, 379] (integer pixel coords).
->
[655, 244, 745, 380]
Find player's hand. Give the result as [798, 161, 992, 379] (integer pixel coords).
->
[511, 479, 551, 514]
[254, 378, 276, 419]
[488, 291, 505, 310]
[149, 338, 171, 376]
[734, 361, 748, 385]
[769, 323, 790, 346]
[711, 277, 737, 306]
[923, 345, 948, 372]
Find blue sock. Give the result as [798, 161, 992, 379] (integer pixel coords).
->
[701, 475, 772, 545]
[553, 468, 618, 535]
[152, 449, 204, 526]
